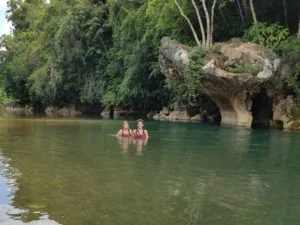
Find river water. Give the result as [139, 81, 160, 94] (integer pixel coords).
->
[0, 117, 299, 225]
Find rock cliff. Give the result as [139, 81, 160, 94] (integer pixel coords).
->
[159, 37, 298, 129]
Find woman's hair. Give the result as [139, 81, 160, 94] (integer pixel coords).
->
[122, 120, 129, 128]
[136, 119, 144, 124]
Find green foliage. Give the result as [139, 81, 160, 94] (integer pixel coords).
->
[290, 99, 300, 122]
[1, 0, 300, 114]
[186, 47, 206, 98]
[243, 23, 290, 49]
[103, 0, 195, 110]
[288, 61, 300, 96]
[214, 0, 251, 42]
[1, 0, 112, 106]
[0, 88, 14, 104]
[166, 47, 206, 105]
[226, 63, 260, 75]
[276, 37, 300, 120]
[277, 37, 300, 95]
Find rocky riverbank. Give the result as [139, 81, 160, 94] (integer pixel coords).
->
[158, 37, 300, 129]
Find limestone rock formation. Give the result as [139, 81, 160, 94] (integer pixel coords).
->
[272, 96, 300, 129]
[159, 37, 297, 129]
[45, 105, 82, 116]
[2, 102, 33, 116]
[152, 99, 220, 122]
[100, 107, 146, 119]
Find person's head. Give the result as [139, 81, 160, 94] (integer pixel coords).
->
[122, 120, 129, 129]
[136, 119, 144, 129]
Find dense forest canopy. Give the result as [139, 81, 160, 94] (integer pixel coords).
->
[0, 0, 299, 112]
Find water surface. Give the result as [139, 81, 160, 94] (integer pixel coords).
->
[0, 117, 299, 225]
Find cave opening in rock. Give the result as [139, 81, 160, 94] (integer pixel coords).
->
[203, 98, 221, 123]
[251, 88, 273, 128]
[186, 95, 221, 123]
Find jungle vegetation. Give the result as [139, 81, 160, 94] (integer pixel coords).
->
[0, 0, 299, 112]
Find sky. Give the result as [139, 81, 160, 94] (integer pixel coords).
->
[0, 0, 12, 36]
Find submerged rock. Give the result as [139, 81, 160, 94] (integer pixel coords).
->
[153, 110, 191, 121]
[190, 114, 203, 121]
[159, 37, 299, 129]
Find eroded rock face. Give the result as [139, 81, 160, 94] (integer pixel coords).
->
[159, 37, 293, 128]
[45, 105, 82, 117]
[153, 110, 190, 121]
[100, 107, 146, 119]
[273, 96, 296, 129]
[152, 100, 220, 122]
[2, 102, 33, 116]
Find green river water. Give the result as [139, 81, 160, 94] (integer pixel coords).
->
[0, 116, 299, 225]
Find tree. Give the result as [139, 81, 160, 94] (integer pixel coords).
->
[175, 0, 201, 46]
[236, 0, 245, 24]
[1, 0, 300, 113]
[298, 1, 300, 38]
[249, 0, 257, 24]
[174, 0, 217, 47]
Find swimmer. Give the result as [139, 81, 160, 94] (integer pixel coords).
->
[117, 135, 133, 152]
[134, 138, 147, 155]
[133, 119, 149, 140]
[116, 121, 132, 137]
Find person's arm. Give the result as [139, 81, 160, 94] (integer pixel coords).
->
[144, 130, 149, 140]
[131, 130, 136, 138]
[116, 129, 122, 136]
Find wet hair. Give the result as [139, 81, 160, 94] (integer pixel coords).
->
[122, 120, 129, 128]
[136, 119, 144, 124]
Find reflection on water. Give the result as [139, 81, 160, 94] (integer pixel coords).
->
[117, 136, 148, 154]
[0, 118, 299, 225]
[0, 205, 59, 225]
[0, 152, 60, 225]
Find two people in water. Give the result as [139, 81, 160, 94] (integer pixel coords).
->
[116, 119, 148, 153]
[116, 119, 149, 140]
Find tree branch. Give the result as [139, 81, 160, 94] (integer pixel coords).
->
[249, 0, 257, 24]
[298, 15, 300, 38]
[200, 0, 211, 47]
[175, 0, 201, 46]
[298, 2, 300, 38]
[210, 0, 217, 47]
[236, 0, 245, 24]
[283, 0, 288, 27]
[191, 0, 206, 45]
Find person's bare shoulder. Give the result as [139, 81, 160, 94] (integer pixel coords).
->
[116, 129, 122, 136]
[144, 129, 149, 138]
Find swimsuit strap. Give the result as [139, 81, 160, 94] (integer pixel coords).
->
[136, 129, 144, 135]
[136, 129, 145, 138]
[122, 129, 130, 136]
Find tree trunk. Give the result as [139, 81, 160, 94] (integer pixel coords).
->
[249, 0, 257, 24]
[236, 0, 245, 24]
[298, 2, 300, 38]
[174, 0, 201, 46]
[209, 0, 217, 47]
[297, 16, 300, 38]
[200, 0, 211, 47]
[241, 0, 249, 17]
[283, 0, 288, 27]
[191, 0, 206, 45]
